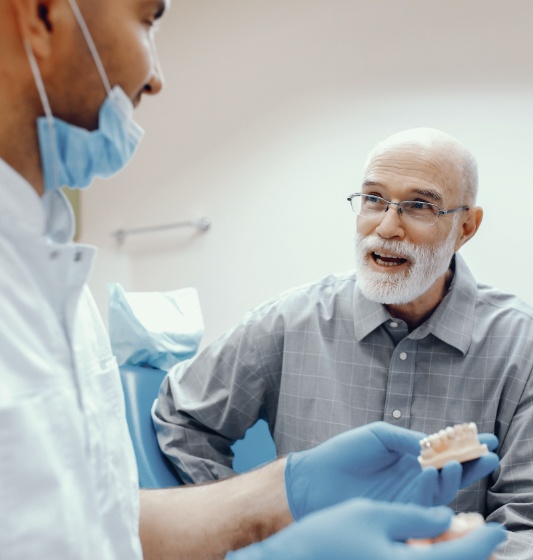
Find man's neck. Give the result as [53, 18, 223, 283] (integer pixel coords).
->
[385, 268, 454, 331]
[0, 45, 45, 196]
[0, 134, 44, 196]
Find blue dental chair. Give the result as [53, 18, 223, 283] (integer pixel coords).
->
[119, 364, 277, 488]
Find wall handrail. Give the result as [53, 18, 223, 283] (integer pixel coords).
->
[112, 217, 211, 245]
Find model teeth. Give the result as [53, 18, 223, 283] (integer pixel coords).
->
[418, 422, 489, 470]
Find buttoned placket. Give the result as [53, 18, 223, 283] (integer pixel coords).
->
[383, 320, 415, 428]
[45, 239, 96, 435]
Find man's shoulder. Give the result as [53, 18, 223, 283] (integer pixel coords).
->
[251, 271, 356, 316]
[475, 282, 533, 322]
[276, 270, 356, 300]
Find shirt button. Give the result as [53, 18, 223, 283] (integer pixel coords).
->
[390, 322, 398, 328]
[399, 352, 407, 360]
[392, 409, 402, 419]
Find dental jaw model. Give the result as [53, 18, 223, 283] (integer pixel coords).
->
[412, 424, 498, 558]
[410, 512, 485, 544]
[432, 512, 487, 543]
[409, 512, 497, 559]
[418, 422, 489, 470]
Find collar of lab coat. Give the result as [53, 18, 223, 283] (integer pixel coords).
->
[0, 158, 75, 243]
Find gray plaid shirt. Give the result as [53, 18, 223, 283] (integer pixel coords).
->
[154, 254, 533, 558]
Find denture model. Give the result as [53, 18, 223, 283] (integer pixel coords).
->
[409, 512, 487, 546]
[418, 422, 489, 470]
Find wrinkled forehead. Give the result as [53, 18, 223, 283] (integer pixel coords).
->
[364, 142, 464, 200]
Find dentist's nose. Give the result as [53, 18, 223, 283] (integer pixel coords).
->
[144, 39, 164, 96]
[144, 59, 164, 95]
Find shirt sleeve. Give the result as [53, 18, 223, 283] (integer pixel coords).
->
[152, 304, 285, 483]
[486, 365, 533, 559]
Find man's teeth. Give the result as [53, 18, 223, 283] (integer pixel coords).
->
[372, 252, 408, 267]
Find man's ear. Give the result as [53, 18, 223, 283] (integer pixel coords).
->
[12, 0, 57, 59]
[455, 206, 483, 251]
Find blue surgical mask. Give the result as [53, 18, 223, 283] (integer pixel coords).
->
[24, 0, 144, 192]
[35, 86, 144, 191]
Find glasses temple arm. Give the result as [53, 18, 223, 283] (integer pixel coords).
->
[440, 206, 470, 216]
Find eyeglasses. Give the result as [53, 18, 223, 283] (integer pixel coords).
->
[347, 193, 469, 226]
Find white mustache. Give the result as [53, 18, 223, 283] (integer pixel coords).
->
[357, 235, 423, 263]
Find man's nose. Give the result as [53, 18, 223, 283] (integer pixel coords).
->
[144, 52, 164, 96]
[374, 205, 405, 239]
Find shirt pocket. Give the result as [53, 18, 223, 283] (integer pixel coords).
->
[86, 359, 139, 528]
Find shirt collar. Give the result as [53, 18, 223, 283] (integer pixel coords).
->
[412, 253, 476, 355]
[42, 189, 76, 244]
[353, 253, 477, 355]
[353, 284, 391, 341]
[0, 158, 75, 243]
[0, 158, 45, 236]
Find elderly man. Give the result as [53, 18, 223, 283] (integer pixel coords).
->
[154, 127, 533, 558]
[0, 1, 506, 559]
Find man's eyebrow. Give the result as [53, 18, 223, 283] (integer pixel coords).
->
[361, 180, 383, 189]
[360, 182, 443, 203]
[412, 188, 443, 202]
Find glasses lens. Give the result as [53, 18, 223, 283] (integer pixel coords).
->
[352, 194, 387, 216]
[400, 201, 440, 224]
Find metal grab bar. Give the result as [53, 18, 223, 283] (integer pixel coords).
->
[112, 217, 211, 244]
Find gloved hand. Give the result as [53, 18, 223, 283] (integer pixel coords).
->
[285, 421, 499, 520]
[225, 499, 506, 560]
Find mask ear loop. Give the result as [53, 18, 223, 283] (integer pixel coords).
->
[66, 0, 111, 95]
[23, 38, 62, 194]
[23, 39, 53, 119]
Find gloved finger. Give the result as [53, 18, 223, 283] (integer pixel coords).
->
[406, 524, 507, 560]
[386, 504, 453, 541]
[436, 461, 462, 504]
[409, 467, 439, 507]
[478, 433, 499, 451]
[459, 452, 499, 489]
[368, 422, 426, 457]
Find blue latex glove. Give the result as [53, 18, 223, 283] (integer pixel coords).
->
[285, 421, 499, 520]
[225, 500, 506, 560]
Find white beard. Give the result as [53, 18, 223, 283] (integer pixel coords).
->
[354, 229, 457, 305]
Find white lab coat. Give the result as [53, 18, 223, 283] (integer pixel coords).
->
[0, 159, 142, 559]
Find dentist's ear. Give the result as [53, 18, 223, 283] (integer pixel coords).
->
[13, 0, 64, 59]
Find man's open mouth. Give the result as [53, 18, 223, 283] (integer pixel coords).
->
[371, 252, 408, 267]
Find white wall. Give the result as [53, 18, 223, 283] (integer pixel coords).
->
[81, 0, 533, 346]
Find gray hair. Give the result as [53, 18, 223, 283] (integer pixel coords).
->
[458, 147, 478, 205]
